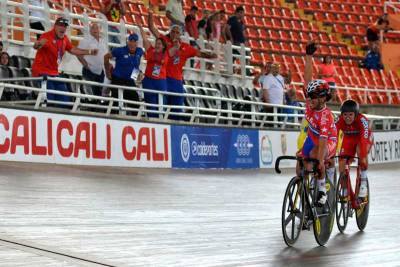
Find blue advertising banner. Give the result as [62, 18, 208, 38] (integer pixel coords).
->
[171, 126, 259, 169]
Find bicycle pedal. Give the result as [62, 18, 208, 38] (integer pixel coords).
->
[349, 209, 354, 218]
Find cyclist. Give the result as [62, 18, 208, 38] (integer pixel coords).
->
[336, 99, 373, 198]
[298, 43, 338, 206]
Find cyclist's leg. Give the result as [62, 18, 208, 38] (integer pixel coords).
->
[309, 144, 327, 205]
[356, 134, 372, 198]
[300, 136, 315, 173]
[338, 136, 357, 195]
[325, 139, 337, 185]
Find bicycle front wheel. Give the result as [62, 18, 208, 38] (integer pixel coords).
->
[282, 176, 304, 247]
[356, 180, 370, 231]
[313, 178, 335, 246]
[336, 173, 350, 233]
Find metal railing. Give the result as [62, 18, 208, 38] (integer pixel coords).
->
[1, 77, 399, 131]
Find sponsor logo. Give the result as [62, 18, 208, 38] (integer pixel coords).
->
[191, 141, 219, 157]
[260, 135, 273, 165]
[180, 134, 190, 162]
[233, 134, 254, 156]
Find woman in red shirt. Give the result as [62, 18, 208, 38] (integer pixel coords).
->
[318, 55, 337, 101]
[139, 25, 170, 118]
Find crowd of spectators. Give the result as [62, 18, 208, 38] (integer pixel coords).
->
[1, 0, 396, 120]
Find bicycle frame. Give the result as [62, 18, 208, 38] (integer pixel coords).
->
[340, 157, 368, 210]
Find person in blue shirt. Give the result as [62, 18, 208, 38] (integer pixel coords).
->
[363, 43, 383, 70]
[104, 33, 144, 113]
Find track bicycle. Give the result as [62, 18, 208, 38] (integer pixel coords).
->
[276, 155, 336, 246]
[335, 156, 370, 233]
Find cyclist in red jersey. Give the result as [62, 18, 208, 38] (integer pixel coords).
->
[299, 43, 338, 206]
[336, 99, 373, 198]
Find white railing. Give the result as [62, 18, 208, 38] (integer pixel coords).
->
[291, 82, 400, 105]
[1, 77, 399, 131]
[0, 0, 253, 84]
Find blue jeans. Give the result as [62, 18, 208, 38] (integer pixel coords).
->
[41, 75, 71, 103]
[166, 77, 185, 120]
[142, 77, 167, 118]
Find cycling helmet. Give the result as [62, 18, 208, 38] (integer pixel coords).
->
[340, 99, 359, 116]
[306, 79, 332, 101]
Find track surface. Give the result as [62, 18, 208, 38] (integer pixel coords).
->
[0, 161, 399, 266]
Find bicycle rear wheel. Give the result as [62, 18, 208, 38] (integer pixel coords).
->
[336, 173, 350, 233]
[282, 176, 304, 246]
[356, 180, 370, 231]
[313, 178, 335, 246]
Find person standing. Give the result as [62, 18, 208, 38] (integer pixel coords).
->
[261, 63, 285, 106]
[148, 9, 217, 119]
[77, 23, 108, 96]
[225, 6, 246, 46]
[318, 55, 337, 101]
[32, 17, 97, 103]
[185, 6, 199, 42]
[101, 0, 126, 44]
[138, 24, 169, 118]
[104, 33, 144, 112]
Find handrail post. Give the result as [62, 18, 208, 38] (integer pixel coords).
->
[225, 41, 233, 75]
[158, 92, 163, 119]
[120, 19, 126, 45]
[42, 0, 51, 31]
[240, 44, 246, 79]
[1, 0, 8, 43]
[22, 0, 31, 57]
[118, 88, 125, 115]
[41, 77, 47, 107]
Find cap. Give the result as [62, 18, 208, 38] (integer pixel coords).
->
[128, 33, 139, 42]
[55, 17, 69, 26]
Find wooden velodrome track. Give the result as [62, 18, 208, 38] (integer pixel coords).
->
[0, 161, 399, 266]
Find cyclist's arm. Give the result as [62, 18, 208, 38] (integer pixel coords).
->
[317, 137, 328, 163]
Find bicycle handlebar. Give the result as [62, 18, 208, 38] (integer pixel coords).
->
[275, 156, 319, 174]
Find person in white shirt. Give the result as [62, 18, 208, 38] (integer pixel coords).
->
[262, 63, 285, 105]
[166, 0, 185, 27]
[76, 23, 108, 96]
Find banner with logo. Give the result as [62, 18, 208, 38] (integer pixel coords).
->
[171, 126, 259, 169]
[0, 108, 171, 168]
[259, 130, 299, 168]
[368, 131, 400, 164]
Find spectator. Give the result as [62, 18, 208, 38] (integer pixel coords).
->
[185, 6, 199, 41]
[31, 17, 97, 103]
[282, 88, 302, 123]
[76, 23, 108, 97]
[138, 24, 169, 118]
[206, 10, 225, 42]
[197, 10, 210, 40]
[0, 41, 3, 53]
[253, 62, 272, 87]
[100, 0, 126, 44]
[262, 62, 285, 107]
[148, 9, 217, 119]
[0, 52, 10, 66]
[225, 6, 246, 46]
[28, 0, 45, 39]
[166, 0, 185, 28]
[318, 55, 337, 101]
[104, 33, 144, 113]
[367, 16, 390, 49]
[363, 43, 384, 70]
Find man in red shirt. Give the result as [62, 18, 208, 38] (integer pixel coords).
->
[101, 0, 126, 44]
[32, 17, 97, 103]
[336, 99, 373, 199]
[148, 9, 217, 119]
